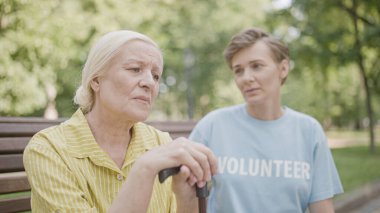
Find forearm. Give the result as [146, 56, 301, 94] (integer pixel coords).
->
[309, 198, 334, 213]
[109, 161, 156, 213]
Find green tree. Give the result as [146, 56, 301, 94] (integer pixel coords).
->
[267, 0, 380, 153]
[0, 0, 50, 115]
[1, 0, 270, 119]
[0, 0, 99, 116]
[135, 0, 268, 120]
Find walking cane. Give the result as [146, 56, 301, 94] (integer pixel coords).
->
[159, 167, 208, 213]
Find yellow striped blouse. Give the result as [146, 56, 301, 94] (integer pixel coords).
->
[23, 109, 176, 212]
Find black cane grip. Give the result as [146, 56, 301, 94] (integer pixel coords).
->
[159, 167, 209, 199]
[158, 167, 181, 183]
[196, 184, 209, 198]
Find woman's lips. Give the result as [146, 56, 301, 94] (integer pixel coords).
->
[134, 96, 151, 104]
[244, 88, 260, 95]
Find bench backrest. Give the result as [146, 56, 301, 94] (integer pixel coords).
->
[0, 117, 196, 213]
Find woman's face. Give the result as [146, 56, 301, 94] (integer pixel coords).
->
[231, 41, 288, 106]
[91, 40, 163, 122]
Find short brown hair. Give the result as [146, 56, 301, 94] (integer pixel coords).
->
[223, 28, 289, 69]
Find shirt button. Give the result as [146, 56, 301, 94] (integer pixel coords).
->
[117, 174, 123, 181]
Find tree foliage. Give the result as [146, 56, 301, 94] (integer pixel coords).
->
[266, 0, 380, 152]
[1, 0, 379, 144]
[1, 0, 268, 118]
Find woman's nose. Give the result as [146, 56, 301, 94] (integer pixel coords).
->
[139, 70, 155, 89]
[243, 69, 256, 82]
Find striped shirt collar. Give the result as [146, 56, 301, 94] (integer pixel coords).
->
[63, 109, 157, 172]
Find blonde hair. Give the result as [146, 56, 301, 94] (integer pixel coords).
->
[73, 30, 161, 113]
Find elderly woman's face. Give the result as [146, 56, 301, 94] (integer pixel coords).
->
[91, 40, 163, 121]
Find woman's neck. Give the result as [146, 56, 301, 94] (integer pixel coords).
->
[246, 99, 284, 121]
[85, 108, 134, 168]
[86, 109, 133, 143]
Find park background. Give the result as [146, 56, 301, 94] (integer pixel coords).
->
[1, 0, 380, 209]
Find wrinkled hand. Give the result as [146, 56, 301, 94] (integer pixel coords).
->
[134, 137, 217, 211]
[138, 137, 218, 182]
[110, 137, 217, 213]
[171, 165, 197, 202]
[167, 138, 217, 208]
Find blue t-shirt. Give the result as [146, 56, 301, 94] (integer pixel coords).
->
[189, 104, 343, 213]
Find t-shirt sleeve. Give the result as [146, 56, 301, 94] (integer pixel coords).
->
[309, 123, 344, 203]
[189, 119, 209, 146]
[23, 136, 97, 212]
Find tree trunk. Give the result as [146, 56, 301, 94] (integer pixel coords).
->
[184, 48, 195, 120]
[351, 0, 376, 153]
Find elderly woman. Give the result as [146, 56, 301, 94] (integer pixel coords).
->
[23, 30, 217, 213]
[189, 28, 343, 213]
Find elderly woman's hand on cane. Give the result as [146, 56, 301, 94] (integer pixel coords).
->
[158, 140, 216, 213]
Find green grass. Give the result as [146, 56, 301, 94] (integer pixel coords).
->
[332, 145, 380, 196]
[0, 191, 30, 199]
[327, 128, 380, 198]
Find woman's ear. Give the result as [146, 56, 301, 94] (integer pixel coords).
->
[279, 59, 290, 80]
[90, 77, 100, 92]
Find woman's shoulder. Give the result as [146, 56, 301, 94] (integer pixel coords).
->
[286, 107, 323, 130]
[24, 125, 65, 155]
[28, 124, 64, 146]
[191, 104, 244, 135]
[202, 104, 244, 121]
[25, 111, 86, 154]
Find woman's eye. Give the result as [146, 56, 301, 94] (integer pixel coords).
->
[131, 68, 140, 72]
[234, 69, 243, 75]
[251, 63, 262, 70]
[153, 74, 160, 81]
[152, 71, 161, 81]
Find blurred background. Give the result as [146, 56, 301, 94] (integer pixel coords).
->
[1, 0, 379, 208]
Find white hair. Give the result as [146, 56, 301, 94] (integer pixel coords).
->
[73, 30, 162, 113]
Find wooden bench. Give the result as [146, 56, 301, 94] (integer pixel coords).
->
[0, 117, 196, 213]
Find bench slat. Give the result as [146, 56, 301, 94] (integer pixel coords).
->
[0, 196, 31, 213]
[0, 154, 24, 173]
[149, 121, 196, 138]
[0, 123, 56, 137]
[0, 117, 64, 137]
[0, 172, 30, 194]
[0, 118, 196, 136]
[0, 138, 30, 154]
[169, 133, 192, 139]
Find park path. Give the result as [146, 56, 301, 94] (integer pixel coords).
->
[349, 194, 380, 213]
[328, 138, 371, 149]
